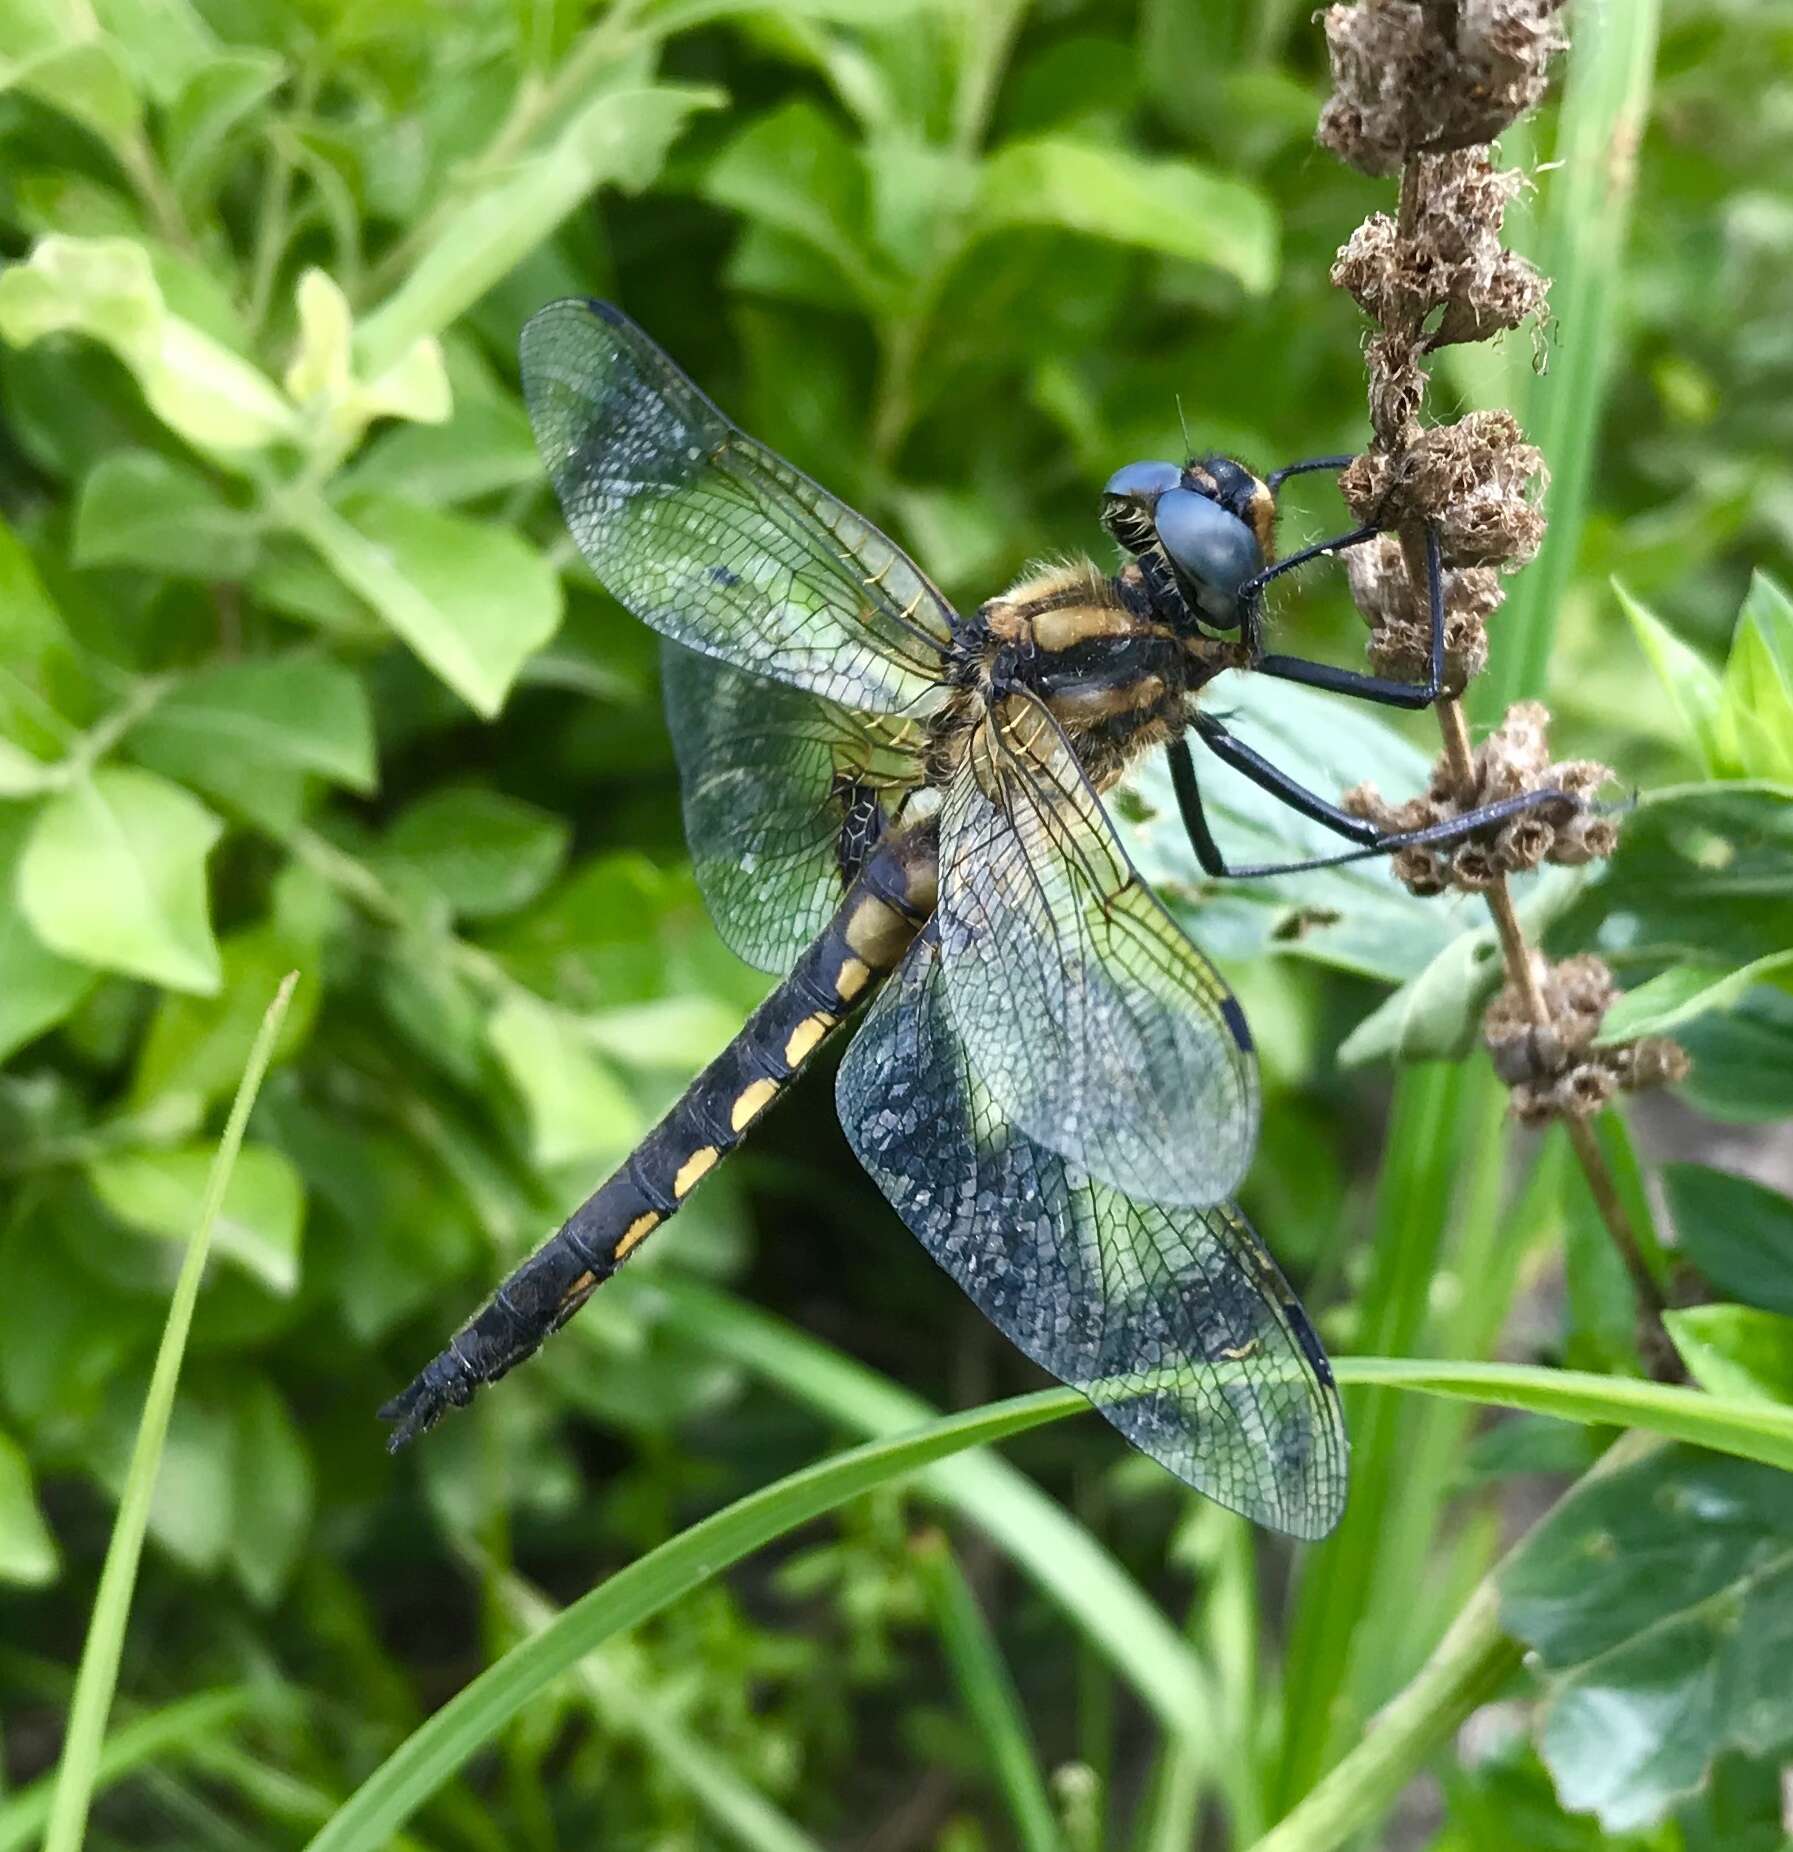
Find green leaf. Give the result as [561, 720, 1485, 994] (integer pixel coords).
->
[1676, 985, 1793, 1125]
[0, 1429, 59, 1586]
[704, 101, 885, 307]
[0, 805, 96, 1060]
[89, 0, 216, 103]
[288, 493, 561, 718]
[0, 38, 140, 149]
[1554, 781, 1793, 982]
[976, 139, 1278, 293]
[1665, 1304, 1793, 1404]
[1338, 867, 1587, 1066]
[486, 996, 642, 1169]
[86, 1141, 305, 1294]
[164, 50, 284, 204]
[1665, 1164, 1793, 1317]
[378, 787, 570, 919]
[0, 515, 87, 759]
[129, 655, 377, 793]
[73, 449, 259, 578]
[42, 977, 293, 1852]
[1596, 952, 1793, 1042]
[227, 1378, 313, 1605]
[131, 924, 320, 1111]
[1718, 571, 1793, 781]
[1614, 579, 1724, 775]
[285, 269, 450, 450]
[20, 765, 223, 993]
[1501, 1445, 1793, 1832]
[0, 236, 296, 452]
[355, 84, 721, 379]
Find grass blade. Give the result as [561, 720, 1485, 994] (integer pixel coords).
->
[1470, 0, 1663, 718]
[617, 1274, 1216, 1742]
[303, 1388, 1079, 1852]
[43, 974, 298, 1852]
[912, 1531, 1067, 1852]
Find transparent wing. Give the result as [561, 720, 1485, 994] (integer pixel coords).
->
[522, 298, 955, 716]
[838, 933, 1346, 1538]
[663, 642, 928, 974]
[936, 694, 1258, 1207]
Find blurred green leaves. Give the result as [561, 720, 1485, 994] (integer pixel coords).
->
[1502, 1446, 1793, 1833]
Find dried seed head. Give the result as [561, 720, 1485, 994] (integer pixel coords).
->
[1483, 953, 1687, 1122]
[1342, 530, 1500, 690]
[1333, 154, 1549, 349]
[1317, 0, 1568, 176]
[1343, 412, 1547, 568]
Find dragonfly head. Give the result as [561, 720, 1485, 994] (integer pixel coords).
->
[1100, 455, 1275, 632]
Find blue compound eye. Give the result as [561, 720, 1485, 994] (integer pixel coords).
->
[1101, 459, 1182, 502]
[1154, 487, 1262, 596]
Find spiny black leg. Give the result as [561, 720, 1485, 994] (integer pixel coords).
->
[1183, 711, 1574, 881]
[1265, 454, 1356, 495]
[1168, 738, 1230, 878]
[1254, 524, 1447, 712]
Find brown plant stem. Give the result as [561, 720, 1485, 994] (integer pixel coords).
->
[1384, 144, 1673, 1375]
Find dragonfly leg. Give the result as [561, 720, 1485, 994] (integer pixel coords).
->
[1249, 522, 1446, 711]
[1170, 718, 1574, 881]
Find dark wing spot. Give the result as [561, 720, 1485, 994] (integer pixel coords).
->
[1220, 994, 1254, 1053]
[709, 564, 741, 588]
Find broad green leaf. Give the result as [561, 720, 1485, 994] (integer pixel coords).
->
[88, 1389, 236, 1572]
[1665, 1304, 1793, 1405]
[90, 0, 216, 102]
[1501, 1446, 1793, 1832]
[72, 449, 259, 578]
[976, 138, 1278, 293]
[1596, 952, 1793, 1042]
[131, 924, 319, 1110]
[0, 516, 87, 758]
[20, 765, 223, 993]
[378, 787, 569, 919]
[164, 49, 284, 203]
[1665, 1164, 1793, 1317]
[1717, 571, 1793, 781]
[1554, 782, 1793, 982]
[1614, 579, 1724, 775]
[0, 237, 296, 452]
[227, 1378, 313, 1605]
[0, 38, 139, 149]
[355, 84, 721, 379]
[704, 101, 885, 307]
[336, 391, 538, 506]
[0, 806, 95, 1061]
[1676, 984, 1793, 1125]
[487, 996, 642, 1169]
[0, 1430, 59, 1586]
[289, 493, 561, 717]
[1338, 867, 1587, 1066]
[87, 1141, 305, 1294]
[129, 655, 376, 793]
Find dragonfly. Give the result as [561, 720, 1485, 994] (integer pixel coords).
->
[382, 299, 1562, 1538]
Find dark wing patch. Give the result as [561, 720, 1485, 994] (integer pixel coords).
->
[664, 643, 926, 975]
[935, 693, 1258, 1208]
[523, 299, 955, 717]
[838, 933, 1346, 1538]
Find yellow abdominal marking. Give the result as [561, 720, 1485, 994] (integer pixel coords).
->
[673, 1147, 718, 1198]
[784, 1012, 834, 1065]
[617, 1212, 660, 1257]
[1218, 1341, 1260, 1362]
[835, 955, 872, 1000]
[730, 1077, 781, 1131]
[559, 1269, 597, 1305]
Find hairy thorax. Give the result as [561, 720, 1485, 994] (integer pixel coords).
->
[927, 558, 1249, 792]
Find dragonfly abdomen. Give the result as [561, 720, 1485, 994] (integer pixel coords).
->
[381, 818, 939, 1450]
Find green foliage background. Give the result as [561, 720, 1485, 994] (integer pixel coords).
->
[2, 1, 1792, 1848]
